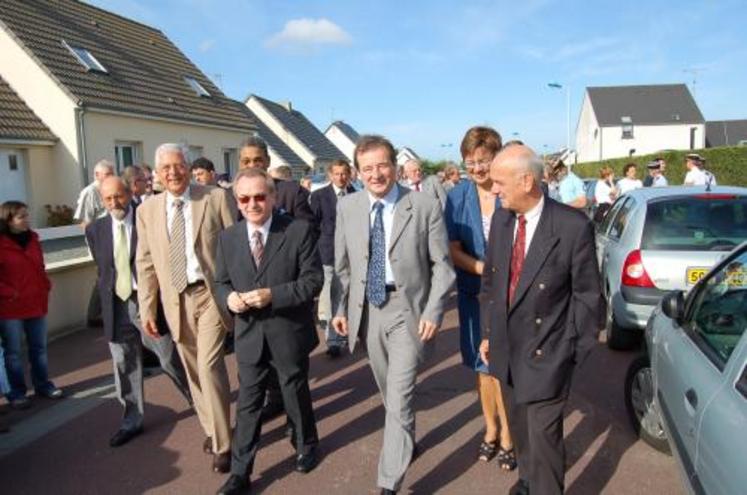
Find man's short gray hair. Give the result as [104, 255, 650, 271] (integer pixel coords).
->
[93, 159, 115, 174]
[240, 135, 269, 157]
[154, 143, 190, 169]
[232, 168, 276, 196]
[526, 155, 545, 186]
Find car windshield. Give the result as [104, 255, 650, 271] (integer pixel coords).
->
[641, 195, 747, 251]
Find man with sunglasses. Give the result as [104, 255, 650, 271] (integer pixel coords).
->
[214, 168, 322, 494]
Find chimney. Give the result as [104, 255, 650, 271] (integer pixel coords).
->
[280, 100, 293, 112]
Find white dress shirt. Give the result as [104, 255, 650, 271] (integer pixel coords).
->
[684, 168, 707, 186]
[332, 184, 347, 197]
[368, 185, 399, 284]
[594, 180, 614, 205]
[246, 214, 273, 252]
[110, 205, 138, 289]
[513, 195, 545, 256]
[166, 187, 204, 284]
[617, 178, 642, 195]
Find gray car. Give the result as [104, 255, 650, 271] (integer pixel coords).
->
[626, 241, 747, 494]
[595, 185, 747, 349]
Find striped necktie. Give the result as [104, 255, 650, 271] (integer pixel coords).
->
[169, 199, 188, 293]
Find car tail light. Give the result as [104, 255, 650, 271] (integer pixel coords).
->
[622, 249, 655, 288]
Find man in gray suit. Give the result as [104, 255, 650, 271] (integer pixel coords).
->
[332, 135, 455, 494]
[401, 159, 447, 209]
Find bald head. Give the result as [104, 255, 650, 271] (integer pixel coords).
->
[490, 144, 544, 213]
[100, 176, 131, 220]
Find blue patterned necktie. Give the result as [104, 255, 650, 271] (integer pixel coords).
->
[366, 201, 386, 307]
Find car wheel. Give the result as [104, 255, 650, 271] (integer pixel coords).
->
[606, 293, 641, 350]
[624, 354, 671, 454]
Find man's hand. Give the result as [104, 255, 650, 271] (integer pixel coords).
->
[479, 338, 490, 365]
[331, 316, 349, 336]
[240, 288, 272, 309]
[227, 291, 248, 313]
[142, 318, 160, 339]
[418, 319, 439, 342]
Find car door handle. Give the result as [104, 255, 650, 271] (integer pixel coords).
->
[685, 389, 698, 409]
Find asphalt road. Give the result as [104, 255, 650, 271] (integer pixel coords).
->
[0, 300, 684, 494]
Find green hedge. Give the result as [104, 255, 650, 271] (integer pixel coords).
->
[572, 146, 747, 186]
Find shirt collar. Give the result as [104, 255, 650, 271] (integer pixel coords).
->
[368, 183, 399, 211]
[331, 183, 346, 196]
[166, 186, 191, 208]
[521, 194, 544, 222]
[246, 214, 273, 241]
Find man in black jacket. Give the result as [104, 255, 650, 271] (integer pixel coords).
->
[214, 168, 322, 494]
[479, 145, 604, 495]
[85, 177, 190, 448]
[310, 159, 356, 357]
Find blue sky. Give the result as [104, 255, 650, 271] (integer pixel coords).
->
[90, 0, 747, 161]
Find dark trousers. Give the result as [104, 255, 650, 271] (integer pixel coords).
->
[231, 337, 318, 476]
[503, 382, 567, 495]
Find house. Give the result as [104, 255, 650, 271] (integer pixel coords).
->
[706, 120, 747, 148]
[0, 0, 255, 226]
[396, 146, 420, 166]
[575, 84, 705, 163]
[324, 120, 360, 162]
[245, 95, 347, 177]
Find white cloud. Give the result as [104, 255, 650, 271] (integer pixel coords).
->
[198, 39, 215, 53]
[265, 18, 352, 49]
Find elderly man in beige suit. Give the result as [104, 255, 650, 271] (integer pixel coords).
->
[136, 143, 235, 473]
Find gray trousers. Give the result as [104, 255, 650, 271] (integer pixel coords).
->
[110, 294, 191, 432]
[319, 264, 346, 349]
[365, 291, 421, 491]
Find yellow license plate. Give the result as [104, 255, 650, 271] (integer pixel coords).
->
[686, 267, 709, 285]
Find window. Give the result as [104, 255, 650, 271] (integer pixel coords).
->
[222, 148, 237, 176]
[621, 116, 634, 139]
[114, 141, 142, 173]
[185, 77, 211, 97]
[8, 155, 18, 171]
[609, 198, 635, 240]
[188, 145, 204, 163]
[598, 196, 626, 235]
[687, 249, 747, 368]
[62, 40, 108, 73]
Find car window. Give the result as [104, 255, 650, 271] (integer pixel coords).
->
[687, 250, 747, 368]
[738, 364, 747, 399]
[598, 197, 626, 236]
[641, 195, 747, 251]
[609, 198, 635, 240]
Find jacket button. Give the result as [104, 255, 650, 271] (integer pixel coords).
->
[489, 300, 494, 305]
[535, 349, 543, 357]
[491, 267, 497, 273]
[539, 283, 546, 290]
[535, 318, 542, 325]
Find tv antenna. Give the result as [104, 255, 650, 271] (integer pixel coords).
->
[683, 67, 705, 97]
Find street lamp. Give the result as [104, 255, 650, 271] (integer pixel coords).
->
[548, 82, 571, 151]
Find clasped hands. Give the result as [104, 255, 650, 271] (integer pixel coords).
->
[227, 289, 272, 313]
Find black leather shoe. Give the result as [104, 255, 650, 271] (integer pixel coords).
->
[216, 474, 250, 495]
[203, 436, 213, 454]
[380, 489, 397, 495]
[509, 479, 530, 495]
[213, 453, 231, 473]
[295, 446, 319, 473]
[109, 427, 143, 447]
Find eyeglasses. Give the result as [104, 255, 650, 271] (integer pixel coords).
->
[236, 194, 267, 204]
[463, 159, 492, 169]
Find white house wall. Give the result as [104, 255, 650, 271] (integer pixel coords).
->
[592, 123, 706, 162]
[246, 98, 317, 167]
[575, 93, 601, 163]
[325, 126, 355, 162]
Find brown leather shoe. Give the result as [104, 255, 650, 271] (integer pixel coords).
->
[203, 436, 213, 455]
[213, 452, 231, 473]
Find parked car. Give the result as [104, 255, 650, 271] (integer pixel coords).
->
[595, 186, 747, 349]
[625, 241, 747, 494]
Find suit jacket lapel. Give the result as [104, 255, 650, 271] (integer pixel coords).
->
[155, 192, 169, 247]
[356, 192, 370, 253]
[509, 202, 558, 313]
[255, 215, 287, 279]
[232, 220, 256, 282]
[129, 204, 138, 264]
[389, 185, 412, 254]
[100, 214, 114, 270]
[190, 187, 207, 246]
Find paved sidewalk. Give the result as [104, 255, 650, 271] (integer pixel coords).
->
[0, 301, 683, 494]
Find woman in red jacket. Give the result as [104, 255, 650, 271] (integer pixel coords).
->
[0, 201, 62, 409]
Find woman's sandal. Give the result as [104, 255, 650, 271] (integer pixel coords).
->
[478, 440, 498, 462]
[497, 446, 517, 471]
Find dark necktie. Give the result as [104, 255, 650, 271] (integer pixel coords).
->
[366, 201, 386, 307]
[508, 215, 527, 305]
[252, 230, 264, 268]
[337, 190, 345, 199]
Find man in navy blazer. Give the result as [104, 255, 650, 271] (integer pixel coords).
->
[310, 159, 356, 357]
[85, 177, 190, 448]
[479, 145, 604, 495]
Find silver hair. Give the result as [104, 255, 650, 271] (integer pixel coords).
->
[93, 159, 115, 174]
[403, 159, 421, 171]
[232, 168, 276, 196]
[526, 155, 545, 186]
[154, 143, 190, 169]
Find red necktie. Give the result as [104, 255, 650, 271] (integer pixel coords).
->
[415, 182, 421, 192]
[508, 215, 527, 305]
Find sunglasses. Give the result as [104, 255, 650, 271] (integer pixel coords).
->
[236, 194, 268, 204]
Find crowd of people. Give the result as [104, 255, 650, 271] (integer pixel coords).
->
[6, 126, 726, 493]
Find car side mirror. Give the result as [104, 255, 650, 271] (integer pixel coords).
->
[661, 290, 685, 323]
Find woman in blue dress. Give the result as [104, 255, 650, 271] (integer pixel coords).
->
[444, 126, 515, 470]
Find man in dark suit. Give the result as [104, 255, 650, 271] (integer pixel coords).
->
[85, 177, 191, 447]
[310, 159, 356, 358]
[479, 145, 604, 495]
[214, 168, 323, 494]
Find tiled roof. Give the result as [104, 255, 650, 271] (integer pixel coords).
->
[251, 95, 346, 161]
[0, 0, 254, 132]
[236, 103, 306, 171]
[587, 84, 704, 127]
[327, 120, 360, 143]
[706, 120, 747, 147]
[0, 75, 57, 141]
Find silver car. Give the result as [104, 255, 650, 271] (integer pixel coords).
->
[626, 241, 747, 494]
[595, 185, 747, 349]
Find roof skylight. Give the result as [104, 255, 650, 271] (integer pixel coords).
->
[185, 77, 211, 98]
[62, 40, 108, 73]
